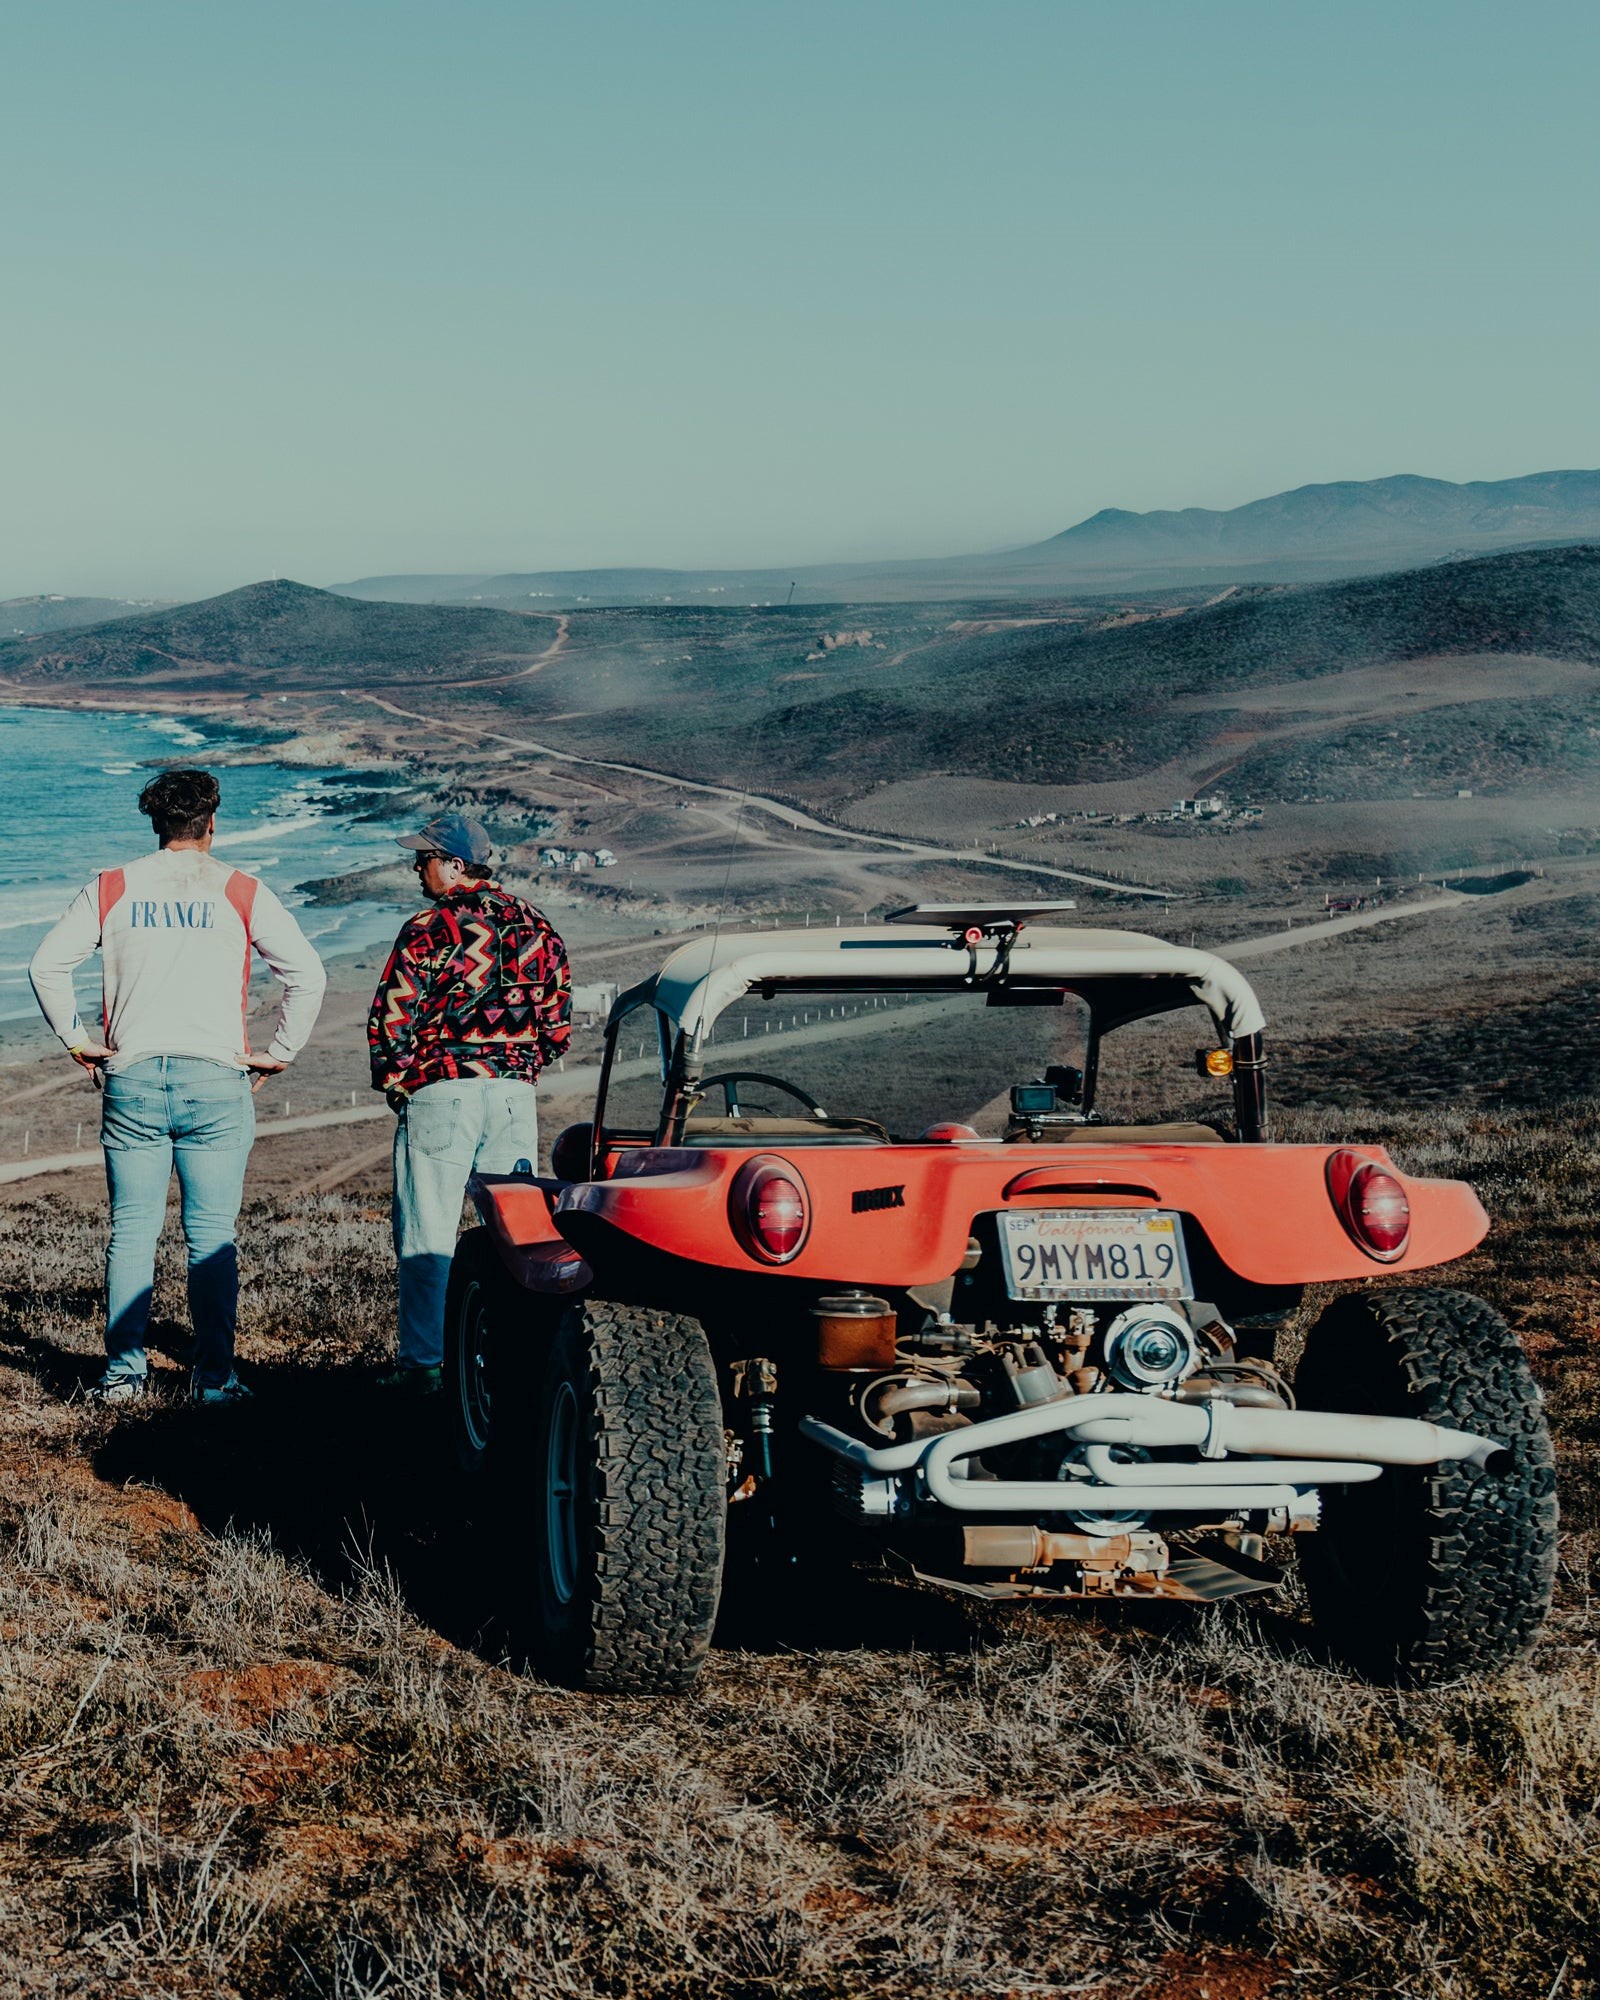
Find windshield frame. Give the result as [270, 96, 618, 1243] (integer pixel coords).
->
[591, 975, 1269, 1161]
[589, 999, 676, 1175]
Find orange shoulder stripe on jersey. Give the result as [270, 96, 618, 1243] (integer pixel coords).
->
[97, 868, 126, 929]
[225, 870, 259, 1054]
[96, 868, 126, 1039]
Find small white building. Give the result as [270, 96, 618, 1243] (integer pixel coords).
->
[572, 981, 620, 1022]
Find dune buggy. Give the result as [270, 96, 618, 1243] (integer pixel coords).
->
[444, 905, 1557, 1691]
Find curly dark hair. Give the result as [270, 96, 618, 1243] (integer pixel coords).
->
[138, 768, 221, 843]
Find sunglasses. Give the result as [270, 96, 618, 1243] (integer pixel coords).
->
[412, 850, 454, 868]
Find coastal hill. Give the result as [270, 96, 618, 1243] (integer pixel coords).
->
[509, 543, 1600, 800]
[0, 578, 560, 688]
[334, 469, 1600, 607]
[5, 547, 1599, 806]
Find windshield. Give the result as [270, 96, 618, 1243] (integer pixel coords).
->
[600, 986, 1236, 1142]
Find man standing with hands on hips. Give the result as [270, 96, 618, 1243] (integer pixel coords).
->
[368, 813, 571, 1394]
[29, 767, 327, 1404]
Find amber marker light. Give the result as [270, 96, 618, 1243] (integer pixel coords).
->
[1196, 1047, 1234, 1077]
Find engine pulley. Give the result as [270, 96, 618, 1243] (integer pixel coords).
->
[1102, 1304, 1201, 1390]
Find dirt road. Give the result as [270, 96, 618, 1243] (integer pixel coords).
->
[356, 693, 1173, 902]
[430, 614, 570, 689]
[1219, 891, 1467, 960]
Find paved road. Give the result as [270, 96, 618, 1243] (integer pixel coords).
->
[0, 1061, 612, 1188]
[0, 890, 1476, 1187]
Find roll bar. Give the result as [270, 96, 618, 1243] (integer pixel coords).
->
[589, 1009, 1271, 1162]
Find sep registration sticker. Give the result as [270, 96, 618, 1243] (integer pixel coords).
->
[996, 1208, 1192, 1302]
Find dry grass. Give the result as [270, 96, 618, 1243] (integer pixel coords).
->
[0, 1104, 1597, 1998]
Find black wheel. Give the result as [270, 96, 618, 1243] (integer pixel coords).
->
[443, 1229, 509, 1482]
[1295, 1287, 1557, 1685]
[518, 1300, 726, 1692]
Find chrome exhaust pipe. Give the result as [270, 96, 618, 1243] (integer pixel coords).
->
[1063, 1397, 1507, 1472]
[798, 1389, 1506, 1520]
[800, 1394, 1504, 1476]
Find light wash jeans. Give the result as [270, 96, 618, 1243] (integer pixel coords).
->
[101, 1056, 255, 1390]
[392, 1076, 540, 1369]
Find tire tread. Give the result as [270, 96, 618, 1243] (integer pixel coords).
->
[1297, 1286, 1557, 1683]
[566, 1300, 725, 1693]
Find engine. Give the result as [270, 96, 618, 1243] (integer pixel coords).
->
[821, 1294, 1297, 1572]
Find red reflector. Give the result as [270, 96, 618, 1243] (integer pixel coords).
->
[963, 925, 985, 946]
[1351, 1165, 1410, 1254]
[729, 1156, 812, 1263]
[1326, 1149, 1410, 1261]
[753, 1175, 806, 1256]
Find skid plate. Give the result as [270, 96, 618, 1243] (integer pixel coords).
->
[911, 1554, 1283, 1604]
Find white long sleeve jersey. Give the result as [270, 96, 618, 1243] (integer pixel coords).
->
[29, 848, 328, 1072]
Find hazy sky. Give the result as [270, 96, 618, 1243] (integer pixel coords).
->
[3, 0, 1597, 598]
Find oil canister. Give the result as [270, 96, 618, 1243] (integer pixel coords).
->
[813, 1293, 897, 1370]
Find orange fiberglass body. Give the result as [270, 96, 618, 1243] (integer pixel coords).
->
[476, 1139, 1487, 1295]
[469, 910, 1485, 1297]
[446, 908, 1552, 1693]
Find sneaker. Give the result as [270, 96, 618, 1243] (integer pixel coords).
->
[86, 1371, 148, 1405]
[192, 1373, 254, 1406]
[374, 1363, 442, 1397]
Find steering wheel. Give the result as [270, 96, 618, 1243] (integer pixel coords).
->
[695, 1071, 828, 1119]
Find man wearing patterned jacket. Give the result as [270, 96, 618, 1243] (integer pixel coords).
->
[368, 812, 571, 1393]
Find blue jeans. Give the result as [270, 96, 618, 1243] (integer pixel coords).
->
[101, 1057, 255, 1389]
[393, 1076, 540, 1369]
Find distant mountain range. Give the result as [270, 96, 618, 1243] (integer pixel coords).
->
[1022, 470, 1600, 567]
[333, 469, 1600, 608]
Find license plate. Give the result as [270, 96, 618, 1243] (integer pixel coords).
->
[995, 1208, 1192, 1302]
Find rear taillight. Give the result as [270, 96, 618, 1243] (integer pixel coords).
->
[730, 1156, 811, 1263]
[754, 1177, 806, 1254]
[1327, 1149, 1411, 1261]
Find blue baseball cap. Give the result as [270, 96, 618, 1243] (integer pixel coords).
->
[396, 813, 493, 865]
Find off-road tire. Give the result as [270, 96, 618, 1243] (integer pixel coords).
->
[518, 1300, 726, 1692]
[442, 1229, 508, 1483]
[1295, 1287, 1557, 1685]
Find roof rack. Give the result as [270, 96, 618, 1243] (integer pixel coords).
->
[883, 901, 1077, 937]
[884, 902, 1078, 982]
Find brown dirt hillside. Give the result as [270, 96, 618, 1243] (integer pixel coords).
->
[0, 1089, 1596, 1999]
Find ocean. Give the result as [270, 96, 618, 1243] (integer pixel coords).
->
[0, 706, 423, 1023]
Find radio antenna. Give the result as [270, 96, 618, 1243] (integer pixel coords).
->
[707, 584, 799, 963]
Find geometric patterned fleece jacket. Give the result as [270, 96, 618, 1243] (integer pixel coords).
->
[367, 882, 572, 1105]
